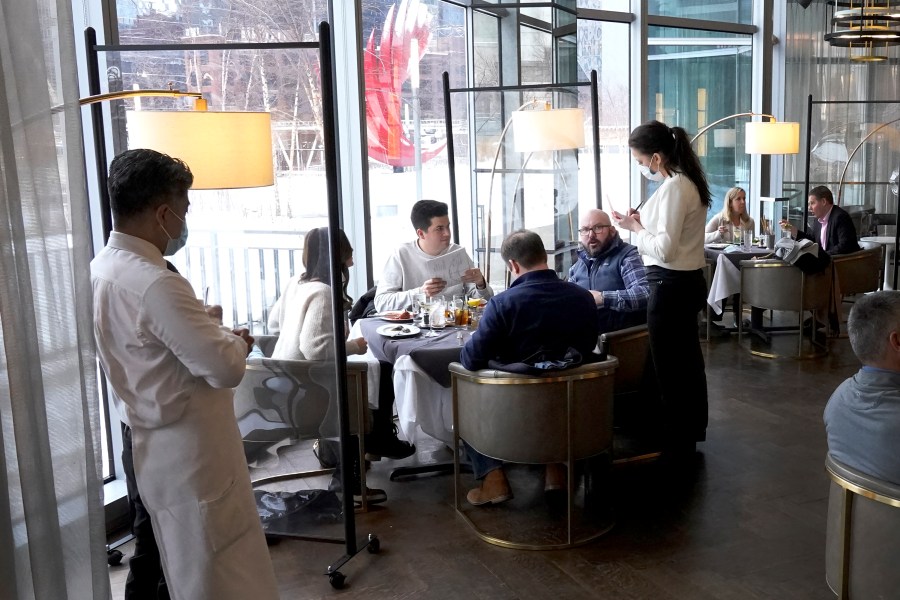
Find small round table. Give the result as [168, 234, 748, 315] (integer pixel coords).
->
[860, 236, 898, 290]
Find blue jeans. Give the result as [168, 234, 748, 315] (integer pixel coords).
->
[463, 440, 503, 480]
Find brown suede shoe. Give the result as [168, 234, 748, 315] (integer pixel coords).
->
[466, 468, 513, 506]
[544, 463, 566, 492]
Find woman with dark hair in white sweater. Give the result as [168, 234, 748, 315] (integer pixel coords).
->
[269, 228, 414, 504]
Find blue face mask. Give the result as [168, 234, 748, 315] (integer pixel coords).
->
[161, 208, 188, 256]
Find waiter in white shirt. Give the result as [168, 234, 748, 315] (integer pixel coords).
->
[91, 149, 279, 600]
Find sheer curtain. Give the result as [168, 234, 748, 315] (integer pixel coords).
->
[0, 0, 110, 597]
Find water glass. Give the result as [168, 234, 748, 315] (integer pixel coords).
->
[414, 292, 427, 319]
[742, 228, 752, 251]
[422, 299, 446, 337]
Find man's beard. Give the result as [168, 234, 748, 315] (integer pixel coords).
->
[584, 237, 613, 258]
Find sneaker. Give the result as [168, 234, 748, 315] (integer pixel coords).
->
[314, 438, 371, 471]
[365, 424, 416, 460]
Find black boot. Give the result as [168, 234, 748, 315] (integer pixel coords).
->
[365, 423, 415, 460]
[327, 437, 387, 505]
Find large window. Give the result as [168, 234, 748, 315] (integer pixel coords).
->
[648, 26, 752, 215]
[364, 0, 468, 283]
[648, 0, 752, 24]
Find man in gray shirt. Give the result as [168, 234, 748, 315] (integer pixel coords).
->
[824, 291, 900, 485]
[374, 200, 493, 312]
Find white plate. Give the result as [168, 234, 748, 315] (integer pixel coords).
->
[705, 243, 731, 250]
[377, 315, 414, 323]
[376, 324, 421, 338]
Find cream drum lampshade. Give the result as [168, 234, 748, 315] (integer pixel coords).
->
[745, 120, 800, 155]
[126, 110, 274, 189]
[511, 107, 586, 153]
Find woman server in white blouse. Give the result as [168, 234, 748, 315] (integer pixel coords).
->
[613, 120, 711, 458]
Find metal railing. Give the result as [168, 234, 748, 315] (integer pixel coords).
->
[169, 230, 308, 335]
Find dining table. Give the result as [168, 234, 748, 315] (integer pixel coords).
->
[705, 244, 776, 315]
[860, 235, 897, 290]
[348, 316, 469, 447]
[705, 244, 779, 342]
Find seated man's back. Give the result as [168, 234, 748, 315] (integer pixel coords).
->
[824, 291, 900, 485]
[462, 230, 599, 371]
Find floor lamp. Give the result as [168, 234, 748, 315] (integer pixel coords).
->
[690, 112, 800, 234]
[81, 28, 274, 240]
[482, 103, 586, 283]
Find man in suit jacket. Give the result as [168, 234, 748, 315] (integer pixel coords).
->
[782, 185, 860, 255]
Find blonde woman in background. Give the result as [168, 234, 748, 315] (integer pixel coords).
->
[705, 187, 755, 244]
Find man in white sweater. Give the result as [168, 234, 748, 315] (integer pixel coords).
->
[374, 200, 494, 312]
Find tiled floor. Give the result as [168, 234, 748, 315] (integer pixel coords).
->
[109, 311, 855, 599]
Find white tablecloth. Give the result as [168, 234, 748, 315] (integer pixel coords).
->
[348, 320, 452, 445]
[707, 253, 741, 315]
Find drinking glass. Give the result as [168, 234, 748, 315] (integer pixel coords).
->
[414, 292, 428, 324]
[423, 299, 446, 337]
[452, 295, 468, 328]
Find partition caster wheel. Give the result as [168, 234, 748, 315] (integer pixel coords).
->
[107, 549, 124, 566]
[329, 571, 346, 589]
[367, 534, 380, 554]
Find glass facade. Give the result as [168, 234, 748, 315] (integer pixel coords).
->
[648, 0, 753, 24]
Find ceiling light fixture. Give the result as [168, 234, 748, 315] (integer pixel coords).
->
[824, 0, 900, 60]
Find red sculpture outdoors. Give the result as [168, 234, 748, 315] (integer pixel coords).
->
[364, 0, 446, 167]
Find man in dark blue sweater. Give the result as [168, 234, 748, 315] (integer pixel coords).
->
[461, 229, 599, 505]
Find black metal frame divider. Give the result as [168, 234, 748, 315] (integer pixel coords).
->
[383, 72, 601, 483]
[803, 95, 900, 286]
[84, 20, 377, 590]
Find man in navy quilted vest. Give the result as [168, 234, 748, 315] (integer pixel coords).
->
[568, 208, 649, 334]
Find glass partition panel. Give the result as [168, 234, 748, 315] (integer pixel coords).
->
[577, 19, 630, 218]
[103, 47, 326, 335]
[648, 26, 752, 217]
[802, 101, 900, 237]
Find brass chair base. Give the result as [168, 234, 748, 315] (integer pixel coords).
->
[453, 460, 615, 550]
[455, 504, 615, 551]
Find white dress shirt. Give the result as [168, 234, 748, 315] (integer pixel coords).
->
[91, 231, 278, 600]
[92, 232, 248, 428]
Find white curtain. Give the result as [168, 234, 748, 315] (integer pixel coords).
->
[0, 0, 111, 596]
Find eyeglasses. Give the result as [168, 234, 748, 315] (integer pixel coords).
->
[578, 224, 611, 236]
